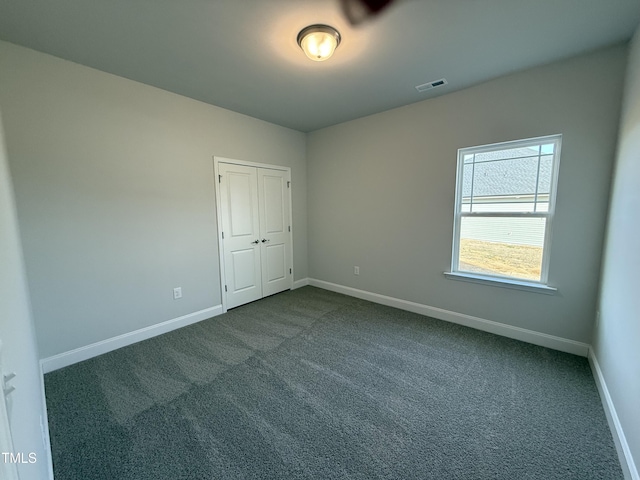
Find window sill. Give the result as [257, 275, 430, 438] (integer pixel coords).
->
[443, 271, 558, 295]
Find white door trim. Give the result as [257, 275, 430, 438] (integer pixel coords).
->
[213, 156, 294, 313]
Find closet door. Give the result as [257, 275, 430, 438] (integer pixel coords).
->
[218, 163, 262, 309]
[257, 168, 291, 297]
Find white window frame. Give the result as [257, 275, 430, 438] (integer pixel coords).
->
[445, 134, 562, 294]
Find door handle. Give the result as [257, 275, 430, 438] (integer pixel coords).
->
[251, 239, 260, 244]
[261, 238, 270, 243]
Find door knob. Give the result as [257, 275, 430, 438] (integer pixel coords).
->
[261, 238, 270, 243]
[251, 239, 260, 244]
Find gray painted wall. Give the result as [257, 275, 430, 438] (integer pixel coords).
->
[0, 110, 52, 478]
[594, 27, 640, 474]
[0, 41, 307, 359]
[307, 44, 627, 343]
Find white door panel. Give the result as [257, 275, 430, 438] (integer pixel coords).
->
[258, 168, 292, 297]
[228, 173, 255, 236]
[262, 174, 285, 234]
[264, 243, 286, 283]
[231, 249, 260, 291]
[219, 163, 262, 309]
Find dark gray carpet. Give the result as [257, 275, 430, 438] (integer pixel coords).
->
[45, 286, 623, 479]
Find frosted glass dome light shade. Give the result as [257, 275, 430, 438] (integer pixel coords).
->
[297, 25, 341, 62]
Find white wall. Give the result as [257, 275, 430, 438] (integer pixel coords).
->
[0, 110, 52, 478]
[307, 44, 627, 344]
[0, 41, 307, 360]
[593, 26, 640, 477]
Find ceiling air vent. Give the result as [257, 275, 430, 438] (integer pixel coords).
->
[415, 78, 448, 93]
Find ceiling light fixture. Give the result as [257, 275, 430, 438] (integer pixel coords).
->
[297, 24, 341, 62]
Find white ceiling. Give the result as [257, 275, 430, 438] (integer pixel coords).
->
[1, 0, 638, 132]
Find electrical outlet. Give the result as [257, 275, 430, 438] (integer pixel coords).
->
[354, 266, 360, 275]
[173, 287, 182, 299]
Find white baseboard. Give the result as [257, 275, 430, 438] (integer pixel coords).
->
[292, 278, 309, 290]
[308, 279, 589, 357]
[41, 305, 223, 373]
[589, 348, 639, 480]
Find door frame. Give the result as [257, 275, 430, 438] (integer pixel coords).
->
[213, 156, 294, 313]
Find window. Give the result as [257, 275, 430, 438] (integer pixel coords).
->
[448, 135, 561, 290]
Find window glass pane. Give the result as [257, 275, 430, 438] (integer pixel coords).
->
[474, 145, 539, 163]
[458, 216, 547, 282]
[472, 156, 539, 198]
[462, 162, 473, 198]
[540, 143, 555, 155]
[536, 155, 553, 195]
[459, 149, 557, 213]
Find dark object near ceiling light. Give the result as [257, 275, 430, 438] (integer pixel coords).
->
[339, 0, 396, 25]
